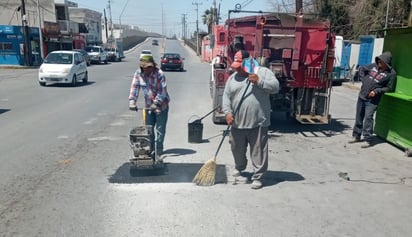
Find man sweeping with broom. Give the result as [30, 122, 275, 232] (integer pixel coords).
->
[193, 50, 279, 189]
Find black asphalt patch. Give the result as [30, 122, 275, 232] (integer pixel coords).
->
[108, 162, 228, 184]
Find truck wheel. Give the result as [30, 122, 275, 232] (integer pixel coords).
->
[104, 59, 108, 64]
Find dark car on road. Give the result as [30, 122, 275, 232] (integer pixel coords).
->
[160, 53, 184, 71]
[152, 39, 159, 46]
[73, 49, 91, 66]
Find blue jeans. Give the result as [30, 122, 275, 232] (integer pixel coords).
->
[145, 107, 168, 153]
[352, 98, 377, 142]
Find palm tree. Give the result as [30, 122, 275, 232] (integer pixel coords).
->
[202, 7, 220, 34]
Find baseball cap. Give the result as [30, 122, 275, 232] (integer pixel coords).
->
[230, 50, 250, 69]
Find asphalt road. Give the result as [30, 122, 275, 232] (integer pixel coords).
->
[1, 39, 412, 237]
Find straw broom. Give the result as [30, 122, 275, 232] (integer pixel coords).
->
[193, 126, 230, 186]
[193, 80, 251, 186]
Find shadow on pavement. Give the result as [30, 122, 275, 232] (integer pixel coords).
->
[270, 114, 351, 137]
[264, 170, 305, 187]
[44, 81, 96, 88]
[0, 109, 10, 115]
[236, 170, 305, 187]
[161, 148, 196, 157]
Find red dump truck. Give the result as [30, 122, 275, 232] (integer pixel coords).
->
[207, 10, 335, 124]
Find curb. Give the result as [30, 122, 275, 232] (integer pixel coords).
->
[0, 65, 39, 69]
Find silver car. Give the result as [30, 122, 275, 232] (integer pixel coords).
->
[38, 50, 88, 87]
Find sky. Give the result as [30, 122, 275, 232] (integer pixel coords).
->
[72, 0, 280, 36]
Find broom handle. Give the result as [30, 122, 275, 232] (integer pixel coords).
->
[198, 105, 220, 121]
[214, 80, 251, 158]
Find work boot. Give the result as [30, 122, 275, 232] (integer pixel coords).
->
[251, 180, 263, 189]
[348, 137, 361, 143]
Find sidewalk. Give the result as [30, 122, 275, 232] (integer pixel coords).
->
[342, 81, 361, 90]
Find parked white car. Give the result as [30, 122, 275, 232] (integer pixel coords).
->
[38, 50, 88, 87]
[85, 46, 108, 64]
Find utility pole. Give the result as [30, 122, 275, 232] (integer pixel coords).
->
[104, 9, 108, 44]
[409, 0, 412, 26]
[119, 0, 130, 39]
[20, 0, 31, 66]
[162, 4, 165, 36]
[182, 14, 186, 39]
[36, 0, 44, 61]
[107, 0, 114, 46]
[295, 0, 302, 13]
[192, 1, 202, 56]
[385, 0, 390, 29]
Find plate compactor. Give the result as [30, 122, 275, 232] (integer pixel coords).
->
[129, 108, 164, 169]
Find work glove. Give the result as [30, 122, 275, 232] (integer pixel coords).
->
[129, 100, 137, 111]
[226, 113, 234, 125]
[149, 102, 161, 115]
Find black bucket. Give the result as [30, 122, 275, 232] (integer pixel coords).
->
[188, 116, 203, 143]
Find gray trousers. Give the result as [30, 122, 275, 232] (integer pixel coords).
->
[229, 126, 269, 180]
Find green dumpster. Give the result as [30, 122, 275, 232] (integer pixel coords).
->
[375, 27, 412, 156]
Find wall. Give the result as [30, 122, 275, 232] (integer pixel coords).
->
[0, 0, 56, 27]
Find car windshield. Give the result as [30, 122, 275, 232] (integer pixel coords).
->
[141, 50, 151, 54]
[44, 53, 73, 64]
[85, 47, 99, 53]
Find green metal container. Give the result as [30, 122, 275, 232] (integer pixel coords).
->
[375, 27, 412, 155]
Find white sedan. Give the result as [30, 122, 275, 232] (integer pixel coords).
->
[38, 50, 88, 87]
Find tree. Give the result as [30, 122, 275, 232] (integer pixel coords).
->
[270, 0, 412, 39]
[202, 7, 220, 34]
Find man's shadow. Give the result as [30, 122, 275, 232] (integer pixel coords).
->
[237, 170, 305, 187]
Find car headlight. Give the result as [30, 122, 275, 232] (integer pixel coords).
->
[63, 68, 70, 73]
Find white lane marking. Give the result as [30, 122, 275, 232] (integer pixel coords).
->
[110, 120, 125, 126]
[84, 118, 97, 125]
[88, 136, 121, 141]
